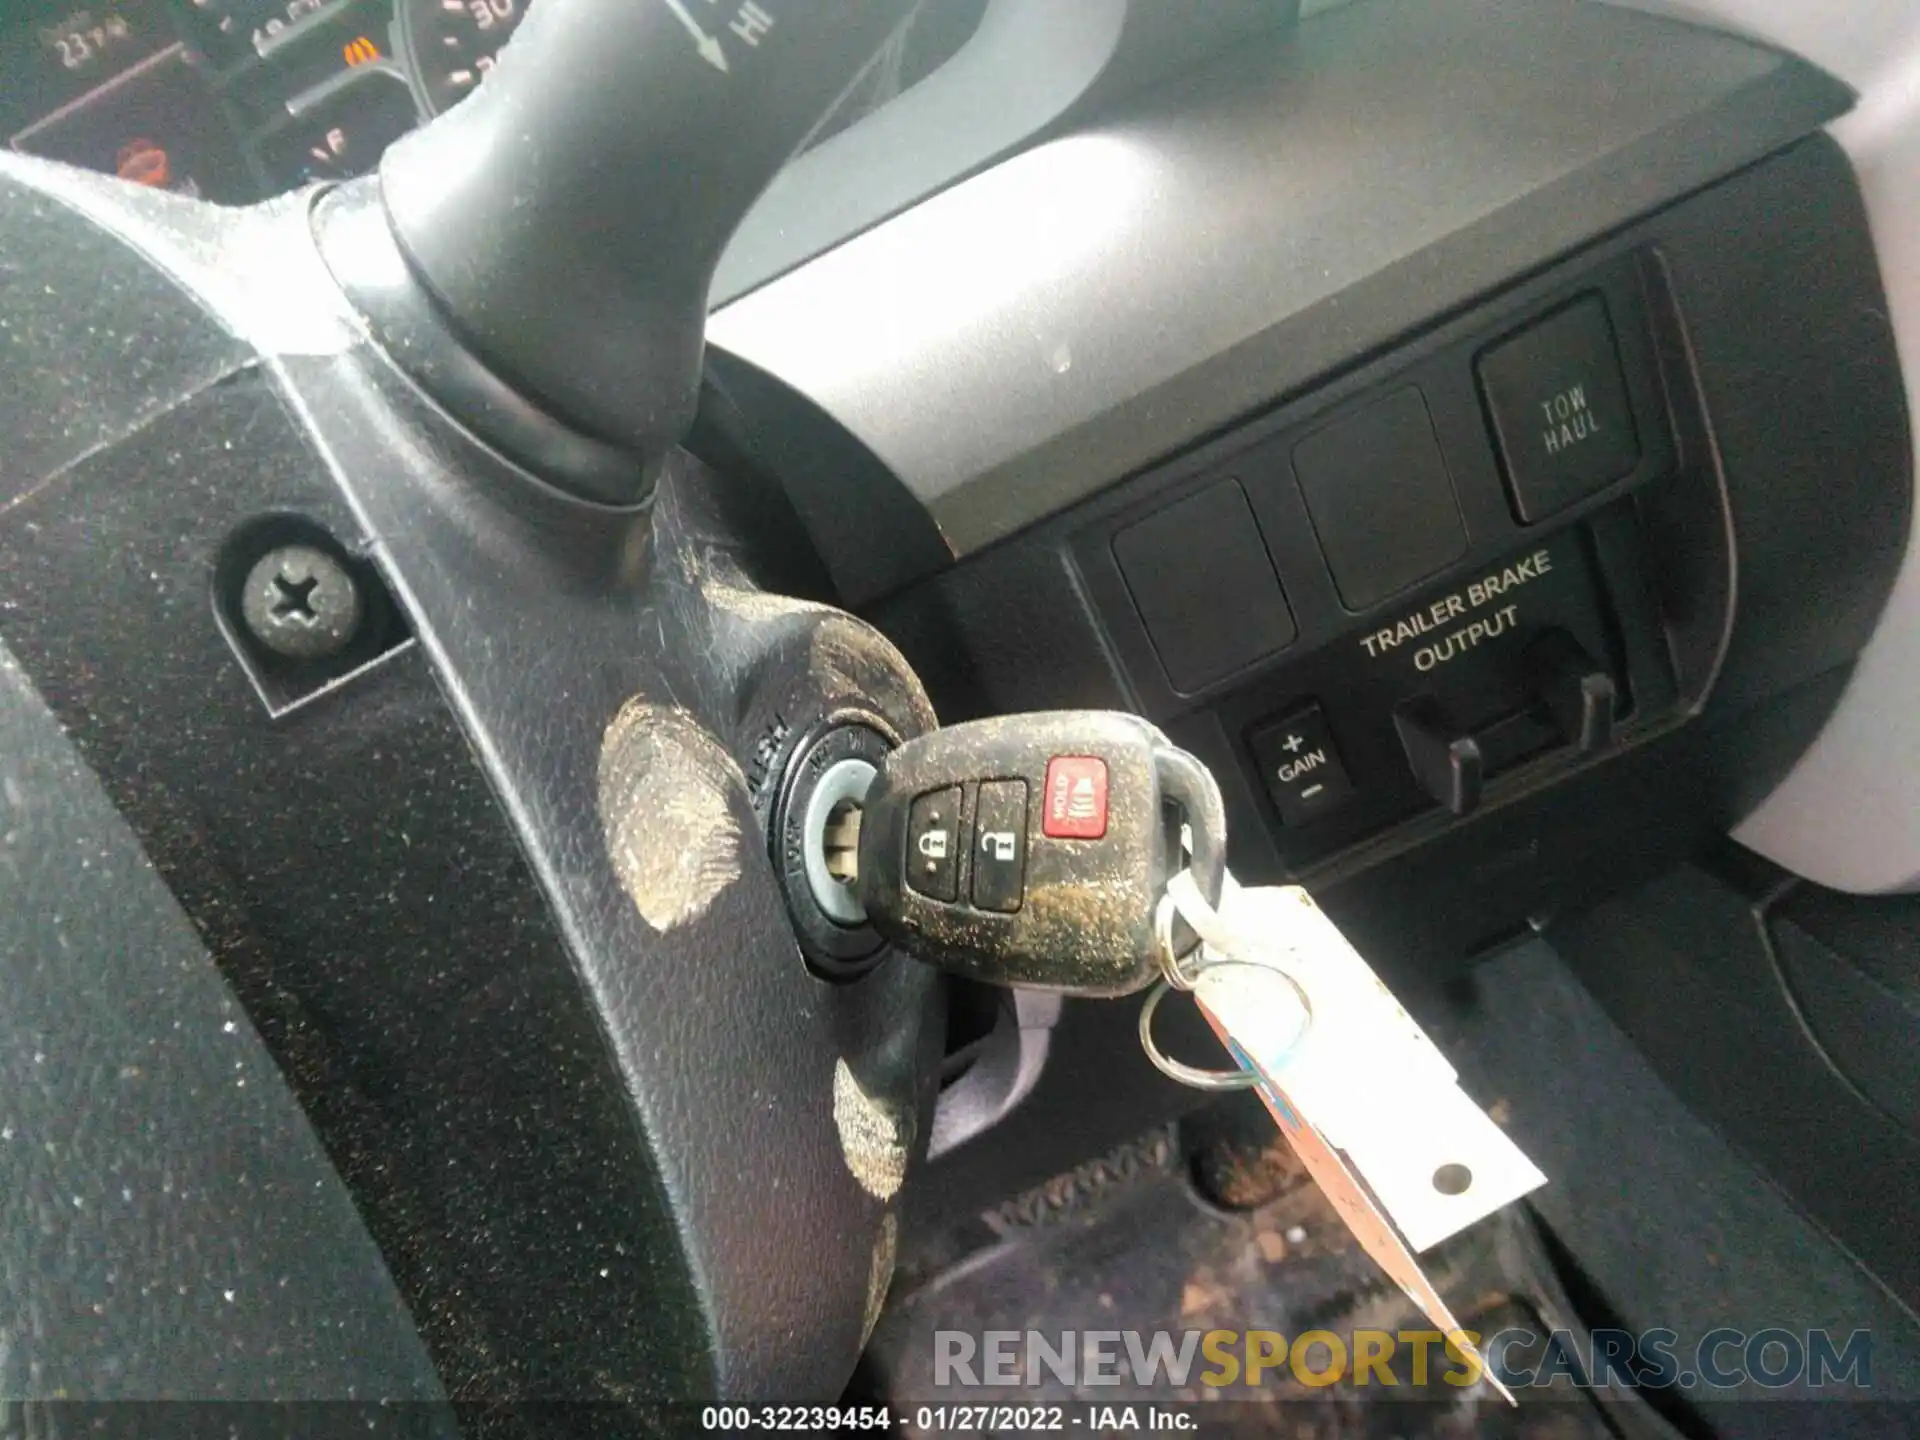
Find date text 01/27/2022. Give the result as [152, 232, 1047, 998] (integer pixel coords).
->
[697, 1405, 1202, 1432]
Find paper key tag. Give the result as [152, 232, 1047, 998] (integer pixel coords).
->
[1168, 875, 1547, 1404]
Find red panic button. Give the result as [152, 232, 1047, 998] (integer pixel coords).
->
[1043, 756, 1109, 839]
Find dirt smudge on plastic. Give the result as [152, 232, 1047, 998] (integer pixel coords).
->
[833, 1056, 911, 1201]
[598, 700, 744, 932]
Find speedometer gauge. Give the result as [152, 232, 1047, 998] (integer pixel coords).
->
[395, 0, 526, 117]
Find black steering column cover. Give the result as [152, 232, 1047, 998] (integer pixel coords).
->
[0, 157, 942, 1406]
[0, 639, 447, 1410]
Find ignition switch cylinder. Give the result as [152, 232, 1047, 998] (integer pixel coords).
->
[772, 723, 894, 981]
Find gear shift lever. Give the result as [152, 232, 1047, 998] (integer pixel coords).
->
[329, 0, 918, 504]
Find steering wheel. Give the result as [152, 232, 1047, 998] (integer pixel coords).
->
[0, 0, 949, 1414]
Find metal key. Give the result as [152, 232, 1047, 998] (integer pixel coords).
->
[852, 711, 1227, 996]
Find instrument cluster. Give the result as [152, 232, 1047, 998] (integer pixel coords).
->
[0, 0, 524, 201]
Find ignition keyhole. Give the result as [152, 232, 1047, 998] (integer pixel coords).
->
[771, 723, 892, 981]
[823, 799, 864, 886]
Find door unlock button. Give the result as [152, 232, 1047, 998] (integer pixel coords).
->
[972, 780, 1029, 913]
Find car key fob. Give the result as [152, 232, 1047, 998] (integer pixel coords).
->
[853, 711, 1226, 996]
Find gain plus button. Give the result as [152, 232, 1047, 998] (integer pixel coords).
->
[1250, 704, 1355, 827]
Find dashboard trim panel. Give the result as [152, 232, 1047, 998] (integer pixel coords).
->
[708, 0, 1853, 595]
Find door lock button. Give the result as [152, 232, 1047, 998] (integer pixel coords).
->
[1250, 704, 1355, 826]
[906, 786, 962, 902]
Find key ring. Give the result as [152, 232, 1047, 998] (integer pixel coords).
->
[1153, 890, 1205, 991]
[1141, 870, 1317, 1091]
[1137, 975, 1261, 1090]
[1138, 961, 1315, 1091]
